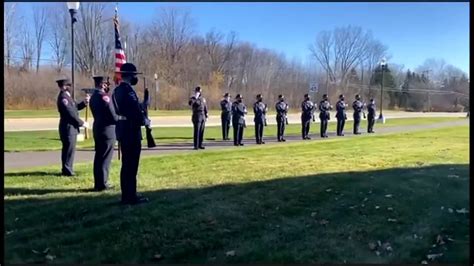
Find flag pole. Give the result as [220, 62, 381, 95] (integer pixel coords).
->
[114, 2, 121, 160]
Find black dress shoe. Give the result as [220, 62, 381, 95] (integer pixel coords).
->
[121, 196, 149, 205]
[281, 139, 286, 142]
[261, 141, 265, 144]
[234, 144, 239, 146]
[193, 147, 199, 150]
[307, 137, 311, 140]
[95, 184, 114, 192]
[239, 143, 244, 146]
[199, 146, 205, 149]
[62, 172, 75, 177]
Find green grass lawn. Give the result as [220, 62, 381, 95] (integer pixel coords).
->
[4, 125, 469, 263]
[4, 117, 457, 152]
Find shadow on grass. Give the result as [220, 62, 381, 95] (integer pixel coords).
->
[4, 171, 64, 177]
[4, 164, 469, 264]
[5, 187, 97, 195]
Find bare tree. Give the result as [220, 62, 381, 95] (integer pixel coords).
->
[19, 16, 35, 71]
[32, 4, 49, 73]
[4, 3, 19, 67]
[150, 7, 195, 84]
[205, 29, 237, 73]
[47, 4, 70, 73]
[310, 26, 382, 95]
[74, 2, 112, 76]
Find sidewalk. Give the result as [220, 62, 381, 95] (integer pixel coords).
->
[3, 111, 467, 132]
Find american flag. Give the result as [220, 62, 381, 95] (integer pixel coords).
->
[113, 5, 126, 84]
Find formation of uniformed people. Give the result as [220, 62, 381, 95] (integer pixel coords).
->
[253, 94, 267, 144]
[352, 94, 365, 135]
[56, 61, 380, 206]
[112, 63, 150, 205]
[301, 94, 316, 140]
[367, 98, 376, 133]
[335, 94, 348, 136]
[319, 94, 332, 138]
[231, 94, 247, 146]
[275, 95, 289, 142]
[188, 86, 209, 150]
[56, 77, 90, 176]
[89, 76, 118, 191]
[220, 93, 232, 141]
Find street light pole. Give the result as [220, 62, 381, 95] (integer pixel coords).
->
[67, 2, 80, 100]
[378, 58, 387, 123]
[154, 73, 158, 111]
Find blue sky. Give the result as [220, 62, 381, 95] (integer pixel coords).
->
[17, 2, 470, 73]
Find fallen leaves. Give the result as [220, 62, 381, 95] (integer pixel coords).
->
[319, 219, 329, 226]
[32, 248, 55, 261]
[426, 253, 443, 260]
[368, 240, 393, 255]
[455, 208, 469, 214]
[226, 250, 236, 257]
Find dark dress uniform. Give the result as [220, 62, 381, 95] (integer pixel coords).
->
[352, 100, 364, 134]
[253, 100, 267, 144]
[301, 99, 315, 139]
[275, 101, 288, 141]
[189, 94, 208, 149]
[336, 100, 347, 136]
[57, 88, 86, 176]
[367, 102, 376, 133]
[89, 85, 119, 191]
[319, 99, 332, 138]
[232, 100, 247, 146]
[220, 98, 232, 140]
[112, 81, 148, 203]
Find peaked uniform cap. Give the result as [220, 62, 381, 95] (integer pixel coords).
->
[117, 63, 142, 74]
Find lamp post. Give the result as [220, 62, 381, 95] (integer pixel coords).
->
[378, 57, 387, 123]
[67, 2, 80, 100]
[154, 73, 159, 110]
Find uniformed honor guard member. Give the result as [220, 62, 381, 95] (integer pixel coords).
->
[275, 94, 288, 142]
[319, 94, 332, 138]
[220, 92, 232, 141]
[352, 94, 364, 135]
[301, 94, 315, 140]
[112, 63, 149, 205]
[232, 94, 247, 146]
[336, 94, 348, 136]
[188, 86, 208, 150]
[56, 77, 90, 176]
[89, 76, 118, 191]
[253, 94, 268, 144]
[367, 98, 376, 133]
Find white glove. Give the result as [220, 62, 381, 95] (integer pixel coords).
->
[82, 121, 90, 128]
